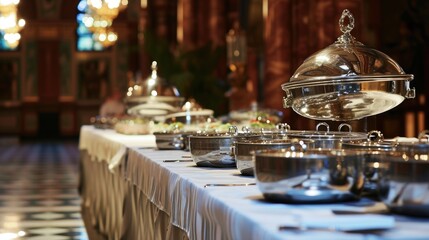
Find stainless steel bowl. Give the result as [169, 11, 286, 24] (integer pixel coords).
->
[281, 9, 414, 121]
[234, 139, 311, 176]
[154, 131, 194, 150]
[254, 148, 366, 203]
[374, 135, 429, 217]
[189, 130, 261, 168]
[342, 130, 397, 199]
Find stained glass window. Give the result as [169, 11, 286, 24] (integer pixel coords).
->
[0, 33, 10, 50]
[0, 33, 17, 51]
[76, 0, 104, 51]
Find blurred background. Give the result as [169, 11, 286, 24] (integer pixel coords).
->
[0, 0, 428, 140]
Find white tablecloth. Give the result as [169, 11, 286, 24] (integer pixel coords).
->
[79, 125, 156, 172]
[125, 149, 429, 240]
[79, 126, 429, 240]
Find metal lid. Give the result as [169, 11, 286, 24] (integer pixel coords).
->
[125, 61, 183, 104]
[342, 130, 396, 150]
[281, 9, 415, 121]
[125, 61, 185, 117]
[284, 122, 367, 141]
[284, 9, 413, 87]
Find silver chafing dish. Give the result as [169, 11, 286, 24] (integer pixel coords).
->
[153, 131, 194, 151]
[125, 61, 184, 117]
[162, 99, 215, 126]
[254, 148, 366, 203]
[341, 130, 396, 151]
[189, 126, 261, 168]
[251, 9, 418, 204]
[234, 139, 313, 176]
[374, 130, 429, 217]
[342, 130, 397, 198]
[281, 9, 415, 121]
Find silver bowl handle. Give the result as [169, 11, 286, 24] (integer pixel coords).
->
[316, 122, 330, 132]
[276, 123, 291, 132]
[405, 85, 416, 99]
[338, 123, 352, 132]
[242, 126, 250, 133]
[283, 96, 293, 108]
[228, 125, 238, 135]
[367, 130, 384, 143]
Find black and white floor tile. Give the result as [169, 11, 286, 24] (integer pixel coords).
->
[0, 142, 88, 240]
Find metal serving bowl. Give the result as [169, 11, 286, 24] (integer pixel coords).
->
[153, 131, 194, 150]
[234, 139, 312, 176]
[374, 132, 429, 217]
[342, 130, 396, 151]
[342, 130, 397, 198]
[281, 9, 414, 121]
[254, 148, 366, 203]
[189, 128, 261, 168]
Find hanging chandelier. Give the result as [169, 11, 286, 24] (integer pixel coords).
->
[0, 0, 25, 49]
[0, 0, 20, 15]
[82, 13, 113, 32]
[84, 0, 127, 47]
[92, 27, 118, 48]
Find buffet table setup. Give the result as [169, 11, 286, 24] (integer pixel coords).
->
[79, 125, 429, 240]
[79, 10, 429, 240]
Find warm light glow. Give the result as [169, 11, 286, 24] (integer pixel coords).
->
[0, 231, 26, 240]
[86, 0, 127, 20]
[405, 112, 415, 137]
[0, 12, 17, 30]
[107, 32, 117, 41]
[92, 26, 117, 47]
[0, 0, 24, 49]
[140, 0, 147, 8]
[17, 18, 24, 27]
[176, 0, 183, 43]
[315, 54, 330, 65]
[0, 0, 19, 15]
[148, 78, 155, 86]
[0, 0, 20, 5]
[3, 32, 20, 48]
[184, 101, 191, 110]
[83, 0, 128, 48]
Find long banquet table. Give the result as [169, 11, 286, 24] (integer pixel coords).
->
[79, 125, 429, 240]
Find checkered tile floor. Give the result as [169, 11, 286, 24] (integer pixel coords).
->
[0, 142, 88, 240]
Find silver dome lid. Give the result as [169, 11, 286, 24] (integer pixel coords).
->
[126, 61, 184, 117]
[281, 9, 415, 121]
[126, 61, 181, 99]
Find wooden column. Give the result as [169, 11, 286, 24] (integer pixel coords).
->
[180, 0, 197, 49]
[196, 1, 210, 47]
[208, 0, 227, 81]
[37, 40, 60, 103]
[138, 4, 151, 77]
[208, 0, 226, 47]
[263, 0, 292, 120]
